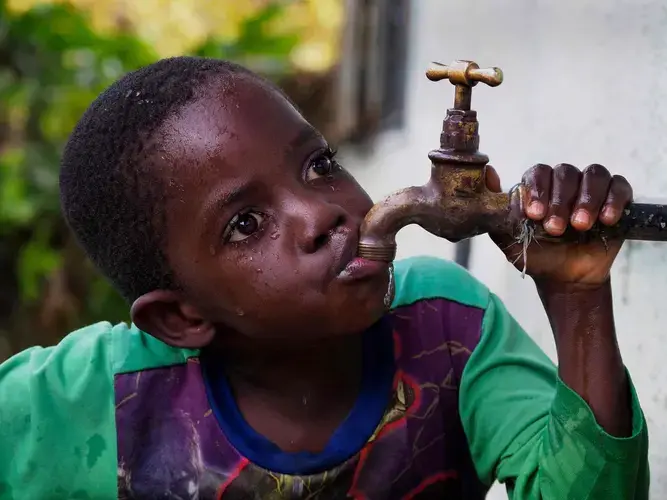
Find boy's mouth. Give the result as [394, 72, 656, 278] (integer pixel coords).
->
[337, 257, 389, 282]
[334, 234, 389, 283]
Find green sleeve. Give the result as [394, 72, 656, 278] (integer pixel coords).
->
[0, 322, 118, 500]
[460, 292, 649, 499]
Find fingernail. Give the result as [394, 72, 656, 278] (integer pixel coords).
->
[544, 216, 565, 233]
[527, 201, 545, 218]
[572, 210, 590, 226]
[601, 206, 618, 221]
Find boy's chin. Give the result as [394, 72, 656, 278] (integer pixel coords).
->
[275, 301, 387, 341]
[326, 300, 390, 337]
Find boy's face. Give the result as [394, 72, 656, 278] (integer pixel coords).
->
[137, 75, 391, 346]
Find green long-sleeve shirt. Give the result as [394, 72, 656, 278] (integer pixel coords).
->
[462, 290, 648, 498]
[0, 256, 649, 499]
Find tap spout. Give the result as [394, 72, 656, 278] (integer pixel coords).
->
[357, 167, 515, 263]
[357, 185, 435, 262]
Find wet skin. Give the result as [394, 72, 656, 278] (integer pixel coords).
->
[130, 75, 391, 451]
[131, 74, 632, 454]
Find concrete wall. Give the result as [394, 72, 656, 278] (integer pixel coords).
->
[345, 1, 667, 497]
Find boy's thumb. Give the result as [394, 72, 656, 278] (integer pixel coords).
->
[485, 165, 502, 193]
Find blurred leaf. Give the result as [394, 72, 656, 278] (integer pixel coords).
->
[235, 3, 300, 56]
[17, 223, 61, 301]
[0, 148, 35, 226]
[194, 4, 298, 76]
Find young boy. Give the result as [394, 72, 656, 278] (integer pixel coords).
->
[0, 57, 648, 499]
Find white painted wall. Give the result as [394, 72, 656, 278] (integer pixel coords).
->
[345, 1, 667, 498]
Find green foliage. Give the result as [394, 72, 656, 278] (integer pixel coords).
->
[0, 0, 297, 346]
[194, 4, 300, 76]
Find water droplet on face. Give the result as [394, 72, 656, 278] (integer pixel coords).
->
[383, 264, 395, 309]
[236, 308, 245, 317]
[270, 232, 280, 240]
[256, 268, 262, 273]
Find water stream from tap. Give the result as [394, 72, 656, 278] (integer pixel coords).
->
[384, 264, 395, 309]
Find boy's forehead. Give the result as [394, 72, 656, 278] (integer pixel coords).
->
[159, 77, 309, 165]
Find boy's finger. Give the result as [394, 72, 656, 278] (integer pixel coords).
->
[485, 165, 502, 193]
[600, 175, 633, 226]
[570, 164, 611, 231]
[544, 163, 581, 236]
[521, 164, 552, 220]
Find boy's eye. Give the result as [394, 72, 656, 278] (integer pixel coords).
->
[223, 211, 265, 243]
[305, 149, 339, 181]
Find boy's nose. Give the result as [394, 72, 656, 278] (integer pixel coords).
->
[302, 206, 347, 254]
[285, 194, 348, 254]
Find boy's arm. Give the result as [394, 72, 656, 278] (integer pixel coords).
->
[0, 323, 117, 499]
[460, 291, 649, 499]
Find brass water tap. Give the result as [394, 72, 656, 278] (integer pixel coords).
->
[357, 59, 667, 263]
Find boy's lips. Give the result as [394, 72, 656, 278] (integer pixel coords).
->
[337, 257, 389, 282]
[333, 234, 389, 282]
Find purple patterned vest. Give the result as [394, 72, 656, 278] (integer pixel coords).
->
[115, 298, 488, 499]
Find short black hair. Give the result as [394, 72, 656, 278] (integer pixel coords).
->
[60, 56, 261, 302]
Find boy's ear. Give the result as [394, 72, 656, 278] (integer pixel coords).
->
[130, 290, 215, 349]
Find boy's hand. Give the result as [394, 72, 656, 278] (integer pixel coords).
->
[486, 163, 633, 286]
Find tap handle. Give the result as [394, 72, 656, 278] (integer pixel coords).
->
[426, 60, 503, 110]
[426, 60, 503, 87]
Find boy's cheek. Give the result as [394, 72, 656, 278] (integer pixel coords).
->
[334, 179, 374, 217]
